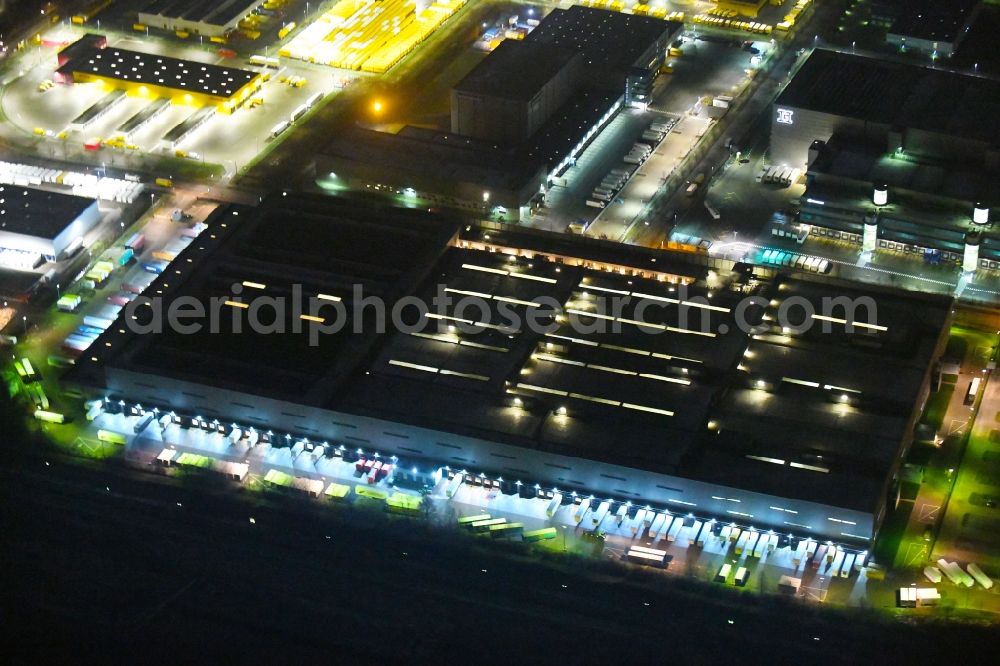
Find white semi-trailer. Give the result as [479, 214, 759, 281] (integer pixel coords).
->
[546, 493, 562, 518]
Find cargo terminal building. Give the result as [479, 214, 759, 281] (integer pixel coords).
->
[71, 193, 951, 545]
[319, 6, 679, 218]
[56, 34, 262, 114]
[771, 49, 1000, 270]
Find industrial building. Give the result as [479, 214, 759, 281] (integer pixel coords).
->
[325, 6, 678, 217]
[524, 4, 676, 105]
[136, 0, 265, 38]
[772, 49, 1000, 269]
[452, 5, 677, 143]
[72, 193, 951, 545]
[0, 185, 100, 266]
[56, 34, 262, 113]
[872, 0, 981, 56]
[451, 40, 582, 145]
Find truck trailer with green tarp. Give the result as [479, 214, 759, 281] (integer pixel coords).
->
[458, 513, 492, 526]
[489, 522, 523, 538]
[522, 527, 558, 542]
[97, 429, 128, 445]
[324, 482, 350, 499]
[265, 468, 294, 487]
[386, 492, 422, 515]
[355, 484, 389, 500]
[177, 452, 213, 468]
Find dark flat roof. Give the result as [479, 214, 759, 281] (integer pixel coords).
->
[78, 200, 949, 516]
[886, 0, 979, 43]
[83, 194, 460, 398]
[58, 35, 257, 99]
[323, 125, 545, 193]
[810, 134, 998, 206]
[526, 5, 677, 73]
[138, 0, 260, 26]
[777, 49, 1000, 146]
[0, 185, 94, 239]
[453, 40, 579, 101]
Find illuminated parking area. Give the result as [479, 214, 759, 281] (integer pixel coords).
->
[280, 0, 467, 72]
[1, 28, 344, 174]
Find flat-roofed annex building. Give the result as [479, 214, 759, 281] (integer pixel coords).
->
[56, 34, 262, 113]
[0, 185, 100, 264]
[771, 49, 1000, 169]
[137, 0, 265, 38]
[772, 49, 1000, 270]
[72, 194, 951, 545]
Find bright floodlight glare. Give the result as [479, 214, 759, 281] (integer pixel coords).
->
[873, 184, 888, 206]
[974, 203, 989, 224]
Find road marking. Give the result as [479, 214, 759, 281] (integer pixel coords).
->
[903, 542, 929, 567]
[800, 585, 827, 602]
[948, 418, 969, 436]
[917, 503, 940, 523]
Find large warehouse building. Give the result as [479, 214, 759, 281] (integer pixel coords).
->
[324, 6, 679, 217]
[72, 194, 951, 545]
[56, 34, 262, 113]
[773, 49, 1000, 270]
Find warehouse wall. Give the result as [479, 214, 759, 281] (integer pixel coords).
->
[770, 105, 871, 168]
[451, 55, 580, 145]
[99, 366, 877, 543]
[0, 200, 99, 259]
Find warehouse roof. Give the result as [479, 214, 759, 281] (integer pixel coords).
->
[75, 198, 949, 517]
[58, 36, 258, 99]
[526, 5, 678, 74]
[453, 40, 579, 101]
[886, 0, 979, 43]
[137, 0, 260, 26]
[322, 125, 546, 195]
[0, 185, 95, 240]
[777, 49, 1000, 146]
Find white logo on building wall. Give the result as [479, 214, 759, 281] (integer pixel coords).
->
[776, 108, 794, 125]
